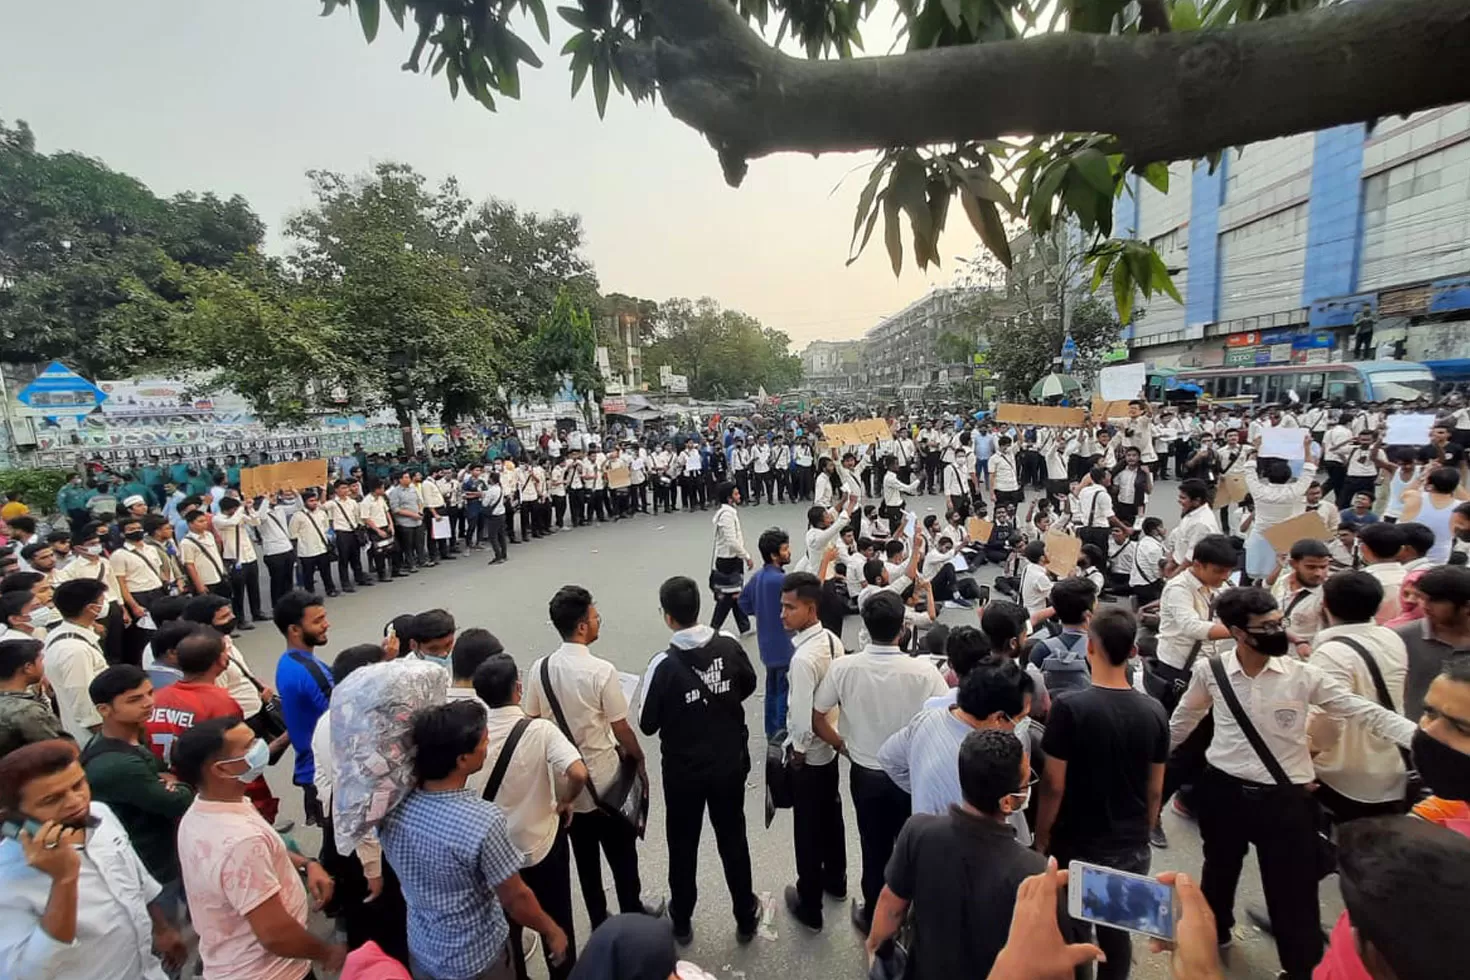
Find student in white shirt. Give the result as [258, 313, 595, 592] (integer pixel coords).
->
[990, 436, 1022, 509]
[879, 456, 918, 527]
[1242, 432, 1319, 581]
[1357, 523, 1407, 624]
[213, 496, 264, 624]
[1129, 517, 1168, 605]
[1017, 540, 1054, 617]
[1164, 479, 1222, 578]
[811, 591, 948, 930]
[1168, 585, 1413, 980]
[1269, 538, 1330, 651]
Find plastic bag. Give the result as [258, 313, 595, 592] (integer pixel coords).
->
[330, 658, 448, 855]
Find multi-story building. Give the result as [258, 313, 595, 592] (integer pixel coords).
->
[1123, 107, 1470, 376]
[860, 288, 975, 393]
[799, 339, 863, 391]
[596, 310, 644, 393]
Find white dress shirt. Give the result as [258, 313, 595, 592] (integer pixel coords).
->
[1308, 622, 1410, 803]
[1170, 505, 1222, 566]
[475, 704, 583, 864]
[1129, 535, 1165, 589]
[179, 532, 225, 586]
[797, 511, 849, 574]
[111, 543, 165, 596]
[289, 508, 332, 559]
[1076, 484, 1114, 529]
[1019, 560, 1053, 615]
[1169, 650, 1415, 785]
[1244, 460, 1318, 533]
[42, 622, 108, 740]
[881, 471, 918, 508]
[257, 499, 300, 556]
[991, 451, 1019, 492]
[786, 623, 845, 766]
[1272, 576, 1325, 643]
[1364, 562, 1407, 623]
[326, 496, 362, 532]
[524, 642, 629, 814]
[812, 645, 949, 769]
[0, 802, 166, 980]
[1156, 569, 1229, 670]
[213, 509, 258, 564]
[713, 503, 750, 561]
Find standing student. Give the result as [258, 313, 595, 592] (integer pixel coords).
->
[524, 586, 662, 928]
[214, 496, 265, 625]
[779, 571, 848, 932]
[179, 509, 228, 599]
[327, 480, 375, 592]
[289, 491, 338, 598]
[388, 470, 428, 572]
[1169, 586, 1416, 980]
[879, 456, 918, 529]
[0, 638, 66, 754]
[739, 528, 794, 739]
[257, 491, 302, 600]
[472, 654, 587, 980]
[812, 592, 948, 934]
[1033, 607, 1168, 980]
[43, 578, 111, 742]
[639, 576, 759, 946]
[710, 482, 753, 634]
[272, 589, 334, 826]
[56, 524, 129, 665]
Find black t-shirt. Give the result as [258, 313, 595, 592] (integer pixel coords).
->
[1041, 685, 1169, 854]
[885, 808, 1079, 980]
[1439, 441, 1466, 469]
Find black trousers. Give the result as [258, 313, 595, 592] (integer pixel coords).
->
[710, 558, 749, 633]
[665, 764, 756, 930]
[124, 590, 163, 667]
[734, 471, 750, 506]
[318, 813, 409, 964]
[510, 827, 576, 980]
[552, 495, 567, 527]
[774, 469, 790, 501]
[921, 453, 940, 494]
[264, 550, 297, 606]
[1197, 766, 1324, 979]
[1320, 460, 1346, 504]
[758, 471, 775, 503]
[1338, 474, 1376, 510]
[335, 530, 367, 585]
[570, 489, 589, 526]
[792, 758, 846, 913]
[653, 479, 673, 513]
[300, 553, 336, 595]
[1313, 781, 1407, 825]
[392, 523, 422, 570]
[568, 807, 643, 929]
[446, 505, 464, 545]
[229, 559, 264, 619]
[483, 514, 509, 561]
[849, 763, 911, 913]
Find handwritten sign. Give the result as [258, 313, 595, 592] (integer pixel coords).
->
[1384, 413, 1435, 447]
[1215, 470, 1248, 510]
[1091, 397, 1135, 419]
[996, 404, 1087, 427]
[966, 516, 994, 543]
[1044, 530, 1083, 578]
[1260, 427, 1306, 460]
[1263, 510, 1333, 554]
[605, 465, 631, 489]
[1098, 362, 1146, 402]
[240, 459, 328, 499]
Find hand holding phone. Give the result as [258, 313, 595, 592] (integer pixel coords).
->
[1068, 860, 1177, 941]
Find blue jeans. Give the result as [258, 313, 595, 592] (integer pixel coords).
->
[764, 666, 789, 739]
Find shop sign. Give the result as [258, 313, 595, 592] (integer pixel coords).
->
[1268, 343, 1294, 363]
[1224, 346, 1258, 366]
[1225, 331, 1260, 348]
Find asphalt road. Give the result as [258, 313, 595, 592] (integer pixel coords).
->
[229, 478, 1331, 979]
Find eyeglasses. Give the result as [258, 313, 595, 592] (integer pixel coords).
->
[1010, 774, 1039, 796]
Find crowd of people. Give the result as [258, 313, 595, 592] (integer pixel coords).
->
[0, 393, 1469, 980]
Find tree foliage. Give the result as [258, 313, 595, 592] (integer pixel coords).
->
[0, 118, 264, 378]
[643, 297, 801, 399]
[321, 0, 1470, 321]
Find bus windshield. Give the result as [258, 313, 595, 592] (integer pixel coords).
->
[1363, 366, 1435, 401]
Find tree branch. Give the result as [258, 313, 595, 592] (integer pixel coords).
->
[641, 0, 1470, 185]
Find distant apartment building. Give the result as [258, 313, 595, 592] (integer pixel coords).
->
[597, 309, 644, 393]
[860, 288, 975, 394]
[799, 339, 863, 391]
[1123, 107, 1470, 375]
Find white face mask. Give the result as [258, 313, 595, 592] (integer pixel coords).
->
[80, 544, 103, 557]
[28, 607, 52, 630]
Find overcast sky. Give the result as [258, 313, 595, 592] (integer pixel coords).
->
[2, 0, 974, 348]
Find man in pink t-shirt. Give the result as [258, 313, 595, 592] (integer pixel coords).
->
[174, 717, 344, 979]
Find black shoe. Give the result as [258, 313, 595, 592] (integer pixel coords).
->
[442, 554, 458, 560]
[824, 878, 848, 902]
[252, 615, 271, 623]
[237, 620, 256, 631]
[641, 897, 667, 919]
[379, 575, 393, 583]
[1150, 823, 1169, 849]
[784, 885, 822, 932]
[672, 921, 693, 947]
[357, 578, 375, 587]
[423, 561, 439, 568]
[407, 567, 420, 574]
[325, 590, 340, 598]
[736, 895, 761, 944]
[342, 585, 357, 594]
[490, 557, 507, 565]
[393, 570, 410, 578]
[849, 900, 871, 936]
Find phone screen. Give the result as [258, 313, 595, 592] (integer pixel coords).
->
[1074, 863, 1175, 940]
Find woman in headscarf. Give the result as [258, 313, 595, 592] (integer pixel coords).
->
[1382, 567, 1429, 629]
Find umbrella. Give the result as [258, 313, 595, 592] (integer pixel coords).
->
[1029, 373, 1083, 400]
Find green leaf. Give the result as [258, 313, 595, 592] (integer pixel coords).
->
[561, 31, 588, 55]
[1172, 0, 1202, 29]
[503, 27, 543, 69]
[557, 5, 593, 29]
[940, 0, 964, 27]
[883, 190, 903, 276]
[355, 0, 380, 43]
[385, 0, 407, 28]
[1141, 162, 1170, 194]
[1149, 248, 1183, 303]
[961, 190, 1013, 268]
[1090, 252, 1115, 292]
[892, 155, 932, 267]
[848, 189, 885, 265]
[1072, 147, 1115, 196]
[592, 44, 611, 118]
[569, 42, 592, 97]
[850, 160, 890, 247]
[1111, 259, 1134, 325]
[1033, 161, 1068, 216]
[526, 0, 551, 42]
[1124, 242, 1153, 297]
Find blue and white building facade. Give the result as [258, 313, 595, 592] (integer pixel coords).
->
[1124, 107, 1470, 373]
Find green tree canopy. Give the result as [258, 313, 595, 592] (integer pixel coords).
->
[644, 297, 801, 399]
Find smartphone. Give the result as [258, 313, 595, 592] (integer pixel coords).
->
[0, 817, 42, 841]
[1067, 860, 1177, 941]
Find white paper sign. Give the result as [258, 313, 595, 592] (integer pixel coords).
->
[1260, 427, 1306, 460]
[1384, 413, 1436, 446]
[1099, 362, 1147, 402]
[430, 516, 452, 540]
[618, 671, 641, 709]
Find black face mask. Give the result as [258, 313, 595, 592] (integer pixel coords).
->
[1242, 626, 1291, 657]
[124, 530, 147, 542]
[1411, 728, 1470, 802]
[217, 618, 237, 635]
[1457, 529, 1470, 543]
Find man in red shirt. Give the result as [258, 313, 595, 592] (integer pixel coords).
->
[146, 625, 279, 822]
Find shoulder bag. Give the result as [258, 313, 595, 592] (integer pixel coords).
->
[482, 716, 534, 802]
[1324, 636, 1419, 790]
[538, 657, 649, 838]
[304, 511, 338, 560]
[1207, 655, 1337, 877]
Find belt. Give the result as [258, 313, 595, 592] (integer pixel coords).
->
[1207, 765, 1304, 797]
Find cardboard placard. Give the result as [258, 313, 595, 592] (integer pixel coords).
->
[1044, 530, 1083, 578]
[605, 464, 631, 489]
[1091, 397, 1135, 419]
[240, 459, 328, 499]
[1262, 510, 1333, 554]
[1214, 470, 1248, 510]
[966, 516, 994, 544]
[821, 422, 850, 444]
[857, 419, 891, 444]
[996, 404, 1088, 427]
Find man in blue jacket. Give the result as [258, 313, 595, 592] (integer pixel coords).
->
[272, 588, 333, 825]
[739, 528, 794, 739]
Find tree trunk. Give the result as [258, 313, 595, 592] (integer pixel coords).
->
[636, 0, 1470, 184]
